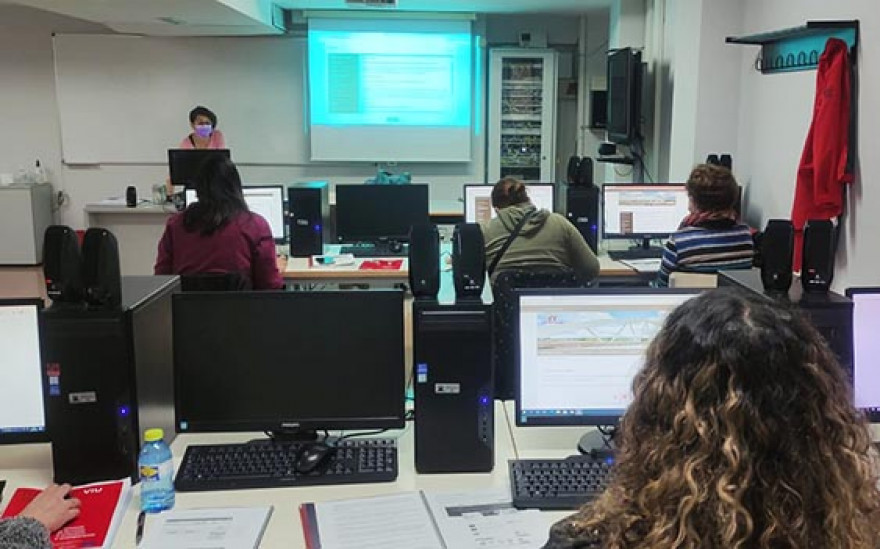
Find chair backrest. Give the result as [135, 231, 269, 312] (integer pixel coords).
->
[492, 268, 590, 400]
[669, 271, 718, 288]
[179, 272, 251, 292]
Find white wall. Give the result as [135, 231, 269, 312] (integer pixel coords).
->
[736, 0, 878, 291]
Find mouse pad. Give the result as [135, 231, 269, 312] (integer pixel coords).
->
[359, 259, 404, 270]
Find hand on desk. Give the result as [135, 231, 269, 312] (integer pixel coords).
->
[18, 484, 81, 533]
[276, 254, 288, 273]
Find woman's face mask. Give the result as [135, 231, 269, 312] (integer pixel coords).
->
[194, 124, 213, 138]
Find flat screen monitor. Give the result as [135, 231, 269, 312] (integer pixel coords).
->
[185, 186, 286, 241]
[463, 184, 556, 224]
[168, 149, 231, 188]
[844, 287, 880, 422]
[335, 184, 429, 243]
[173, 290, 405, 435]
[602, 184, 689, 244]
[0, 298, 48, 444]
[606, 47, 642, 145]
[515, 288, 700, 428]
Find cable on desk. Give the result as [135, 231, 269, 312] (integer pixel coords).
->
[335, 429, 390, 445]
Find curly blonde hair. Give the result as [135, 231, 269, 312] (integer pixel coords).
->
[565, 288, 880, 548]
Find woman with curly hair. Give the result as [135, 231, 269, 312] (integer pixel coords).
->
[544, 287, 880, 549]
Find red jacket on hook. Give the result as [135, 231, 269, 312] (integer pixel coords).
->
[790, 37, 852, 271]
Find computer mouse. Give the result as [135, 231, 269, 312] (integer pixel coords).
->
[295, 443, 336, 475]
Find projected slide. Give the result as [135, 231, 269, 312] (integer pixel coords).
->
[308, 18, 474, 162]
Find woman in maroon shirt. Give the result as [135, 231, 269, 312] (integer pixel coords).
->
[154, 154, 283, 290]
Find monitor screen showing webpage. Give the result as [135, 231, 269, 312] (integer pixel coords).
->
[464, 184, 555, 224]
[0, 299, 47, 444]
[846, 287, 880, 421]
[516, 289, 699, 427]
[602, 184, 689, 239]
[185, 186, 285, 241]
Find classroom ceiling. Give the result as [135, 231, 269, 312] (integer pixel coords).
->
[7, 0, 610, 36]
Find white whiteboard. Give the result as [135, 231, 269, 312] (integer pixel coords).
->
[53, 34, 307, 165]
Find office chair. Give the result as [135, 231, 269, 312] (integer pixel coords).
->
[179, 272, 251, 292]
[491, 267, 592, 400]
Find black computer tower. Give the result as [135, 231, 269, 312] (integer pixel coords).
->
[566, 185, 599, 253]
[414, 302, 493, 473]
[43, 276, 179, 485]
[719, 269, 853, 383]
[288, 182, 329, 257]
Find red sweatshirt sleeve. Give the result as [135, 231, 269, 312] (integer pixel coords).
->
[247, 215, 284, 290]
[154, 219, 174, 275]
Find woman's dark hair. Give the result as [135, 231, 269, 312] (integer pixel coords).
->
[686, 163, 739, 213]
[183, 154, 248, 236]
[188, 105, 218, 127]
[564, 287, 880, 548]
[491, 177, 531, 209]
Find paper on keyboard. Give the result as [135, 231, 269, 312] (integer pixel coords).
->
[619, 258, 661, 272]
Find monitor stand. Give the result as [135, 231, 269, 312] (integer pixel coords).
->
[629, 237, 663, 255]
[577, 426, 618, 455]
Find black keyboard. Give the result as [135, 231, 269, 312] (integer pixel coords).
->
[175, 438, 398, 492]
[339, 243, 408, 257]
[607, 248, 663, 261]
[509, 453, 614, 510]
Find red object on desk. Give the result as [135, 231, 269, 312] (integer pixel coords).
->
[359, 259, 403, 270]
[1, 479, 130, 549]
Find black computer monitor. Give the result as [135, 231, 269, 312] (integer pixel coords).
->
[514, 288, 700, 450]
[173, 290, 405, 436]
[844, 287, 880, 422]
[0, 298, 48, 445]
[602, 184, 689, 250]
[185, 185, 286, 242]
[335, 184, 429, 243]
[463, 183, 556, 224]
[168, 149, 231, 188]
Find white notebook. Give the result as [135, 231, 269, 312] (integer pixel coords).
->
[139, 505, 273, 549]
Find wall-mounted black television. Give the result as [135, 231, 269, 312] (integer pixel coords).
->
[606, 47, 642, 145]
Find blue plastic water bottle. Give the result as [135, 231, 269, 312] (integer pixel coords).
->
[139, 428, 175, 513]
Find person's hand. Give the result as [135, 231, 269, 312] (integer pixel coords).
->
[19, 483, 81, 533]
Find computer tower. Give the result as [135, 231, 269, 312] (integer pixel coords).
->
[414, 302, 493, 473]
[719, 268, 853, 385]
[42, 276, 179, 485]
[566, 185, 599, 253]
[288, 182, 329, 257]
[801, 219, 835, 293]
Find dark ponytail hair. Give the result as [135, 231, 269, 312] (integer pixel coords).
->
[183, 154, 249, 236]
[491, 177, 531, 209]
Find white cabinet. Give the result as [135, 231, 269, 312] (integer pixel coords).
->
[0, 184, 53, 265]
[487, 49, 558, 183]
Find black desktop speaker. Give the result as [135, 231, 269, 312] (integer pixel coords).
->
[43, 225, 84, 304]
[566, 185, 600, 253]
[81, 228, 122, 309]
[801, 219, 835, 293]
[576, 156, 594, 187]
[288, 182, 329, 257]
[125, 186, 137, 208]
[408, 224, 440, 300]
[452, 223, 486, 301]
[44, 276, 178, 484]
[414, 301, 493, 473]
[566, 156, 581, 185]
[760, 219, 794, 293]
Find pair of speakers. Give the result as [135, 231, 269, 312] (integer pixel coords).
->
[760, 219, 835, 293]
[706, 153, 733, 170]
[566, 156, 594, 187]
[409, 223, 485, 301]
[43, 226, 121, 309]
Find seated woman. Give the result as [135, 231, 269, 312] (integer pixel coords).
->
[656, 164, 753, 286]
[179, 105, 226, 150]
[0, 483, 81, 549]
[481, 177, 599, 283]
[543, 287, 880, 548]
[154, 154, 284, 290]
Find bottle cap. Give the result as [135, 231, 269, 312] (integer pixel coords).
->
[144, 428, 164, 442]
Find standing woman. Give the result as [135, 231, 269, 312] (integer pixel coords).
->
[179, 106, 226, 150]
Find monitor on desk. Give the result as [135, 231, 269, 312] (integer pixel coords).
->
[844, 287, 880, 422]
[463, 184, 556, 224]
[335, 184, 429, 243]
[168, 149, 231, 188]
[515, 288, 699, 449]
[0, 299, 48, 445]
[173, 290, 405, 436]
[602, 184, 689, 247]
[185, 185, 286, 242]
